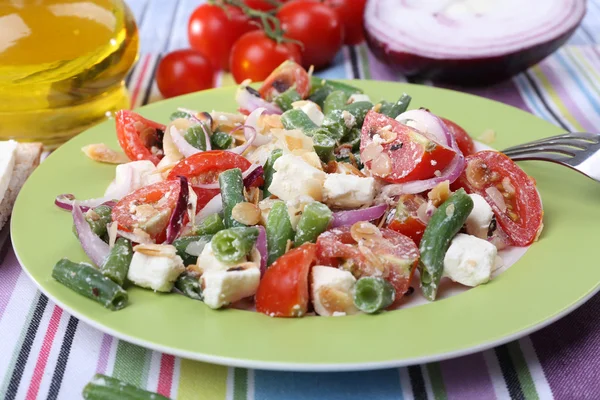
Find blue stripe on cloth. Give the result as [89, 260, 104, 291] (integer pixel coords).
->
[553, 51, 600, 116]
[313, 50, 349, 80]
[253, 369, 404, 400]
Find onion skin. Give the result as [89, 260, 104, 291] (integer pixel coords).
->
[364, 9, 583, 85]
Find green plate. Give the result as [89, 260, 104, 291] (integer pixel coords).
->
[12, 81, 600, 371]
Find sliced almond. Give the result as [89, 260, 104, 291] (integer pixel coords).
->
[82, 143, 130, 164]
[428, 180, 451, 207]
[350, 221, 383, 243]
[317, 286, 354, 315]
[336, 162, 365, 177]
[361, 142, 383, 162]
[232, 202, 261, 225]
[376, 127, 397, 144]
[370, 153, 392, 177]
[134, 243, 177, 258]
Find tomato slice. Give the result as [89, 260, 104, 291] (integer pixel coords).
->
[167, 150, 254, 210]
[258, 60, 310, 102]
[453, 150, 543, 246]
[387, 194, 427, 246]
[360, 111, 457, 183]
[256, 243, 318, 317]
[316, 226, 419, 305]
[115, 110, 166, 165]
[112, 180, 181, 243]
[441, 117, 476, 156]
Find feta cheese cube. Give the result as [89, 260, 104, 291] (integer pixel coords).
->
[443, 233, 497, 287]
[105, 161, 162, 198]
[197, 242, 242, 272]
[202, 266, 261, 309]
[293, 101, 324, 126]
[323, 173, 376, 209]
[311, 266, 359, 316]
[348, 94, 371, 104]
[127, 251, 185, 292]
[465, 194, 494, 239]
[268, 154, 326, 202]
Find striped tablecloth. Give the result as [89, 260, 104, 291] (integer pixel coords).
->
[2, 1, 600, 399]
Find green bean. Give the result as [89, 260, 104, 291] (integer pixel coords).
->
[379, 93, 412, 119]
[342, 127, 361, 151]
[263, 149, 283, 198]
[310, 76, 363, 96]
[281, 109, 317, 135]
[83, 373, 170, 400]
[308, 86, 332, 108]
[72, 205, 112, 242]
[312, 133, 336, 162]
[321, 110, 350, 141]
[219, 168, 245, 228]
[193, 213, 225, 236]
[342, 101, 373, 126]
[183, 125, 207, 151]
[419, 189, 474, 301]
[52, 259, 128, 311]
[266, 201, 294, 266]
[323, 90, 350, 115]
[173, 235, 212, 266]
[100, 238, 133, 286]
[274, 88, 302, 111]
[211, 227, 259, 264]
[169, 110, 190, 121]
[210, 131, 234, 150]
[174, 273, 203, 301]
[353, 277, 396, 314]
[294, 202, 332, 246]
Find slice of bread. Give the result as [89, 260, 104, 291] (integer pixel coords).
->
[0, 142, 43, 232]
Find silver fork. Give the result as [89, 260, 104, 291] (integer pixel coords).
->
[502, 132, 600, 182]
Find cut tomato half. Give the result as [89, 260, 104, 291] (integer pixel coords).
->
[387, 194, 427, 246]
[258, 60, 310, 101]
[115, 110, 166, 165]
[360, 111, 456, 183]
[441, 117, 476, 156]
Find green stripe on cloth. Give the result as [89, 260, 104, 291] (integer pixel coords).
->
[177, 359, 227, 400]
[358, 44, 372, 79]
[233, 368, 248, 400]
[112, 341, 150, 388]
[426, 363, 448, 400]
[507, 341, 539, 400]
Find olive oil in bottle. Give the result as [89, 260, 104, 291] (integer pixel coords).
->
[0, 0, 139, 146]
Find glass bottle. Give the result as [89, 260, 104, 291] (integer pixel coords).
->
[0, 0, 139, 147]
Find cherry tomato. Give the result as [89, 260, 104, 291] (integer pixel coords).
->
[188, 5, 256, 71]
[115, 110, 166, 165]
[156, 49, 215, 99]
[277, 1, 343, 70]
[258, 60, 310, 101]
[316, 226, 419, 305]
[230, 30, 302, 84]
[453, 151, 543, 246]
[387, 194, 427, 245]
[112, 180, 181, 243]
[441, 117, 476, 156]
[167, 151, 255, 210]
[360, 111, 457, 183]
[325, 0, 367, 45]
[256, 243, 318, 317]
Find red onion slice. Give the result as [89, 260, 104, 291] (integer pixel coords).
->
[170, 125, 203, 158]
[256, 226, 268, 275]
[364, 0, 585, 84]
[72, 204, 110, 267]
[236, 85, 282, 115]
[165, 176, 189, 244]
[193, 163, 263, 190]
[56, 194, 117, 212]
[228, 125, 257, 155]
[246, 108, 272, 146]
[331, 204, 388, 228]
[196, 194, 223, 220]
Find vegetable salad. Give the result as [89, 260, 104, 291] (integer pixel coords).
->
[53, 61, 544, 317]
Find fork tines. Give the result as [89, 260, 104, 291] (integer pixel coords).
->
[502, 133, 600, 162]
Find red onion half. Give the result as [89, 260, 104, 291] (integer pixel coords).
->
[331, 204, 388, 228]
[72, 204, 110, 267]
[364, 0, 585, 85]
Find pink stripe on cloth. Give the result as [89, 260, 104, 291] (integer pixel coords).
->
[156, 354, 175, 397]
[96, 334, 113, 374]
[25, 306, 63, 400]
[537, 58, 596, 131]
[0, 247, 23, 321]
[439, 353, 497, 400]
